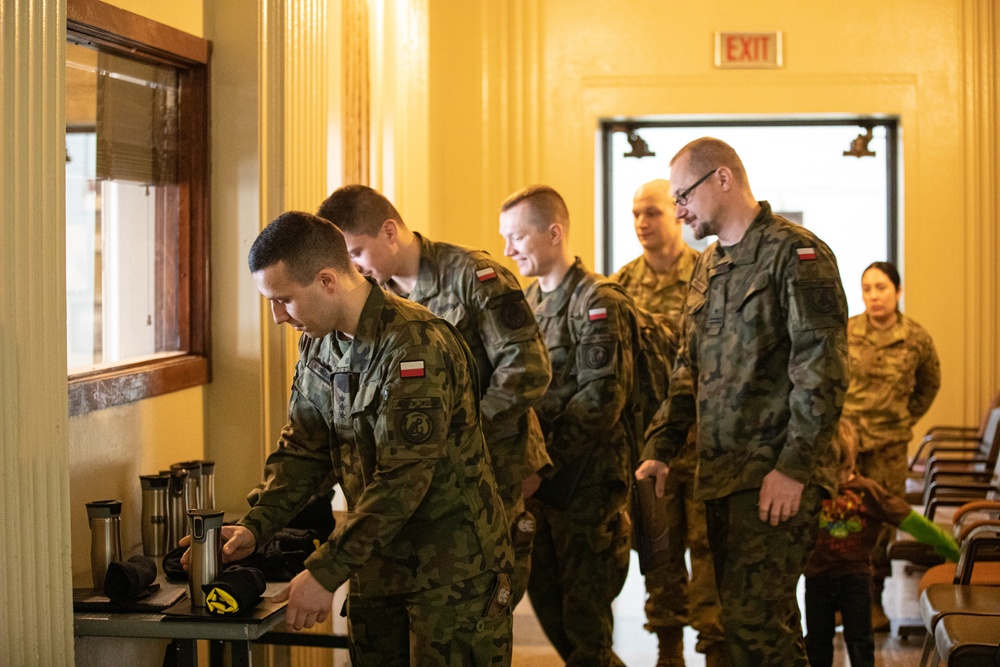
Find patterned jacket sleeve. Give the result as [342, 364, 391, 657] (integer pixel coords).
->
[547, 285, 634, 475]
[774, 240, 850, 485]
[473, 260, 552, 428]
[643, 335, 697, 463]
[238, 346, 337, 548]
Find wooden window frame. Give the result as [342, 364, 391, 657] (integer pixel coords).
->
[66, 0, 211, 416]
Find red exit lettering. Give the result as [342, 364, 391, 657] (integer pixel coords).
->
[716, 32, 782, 69]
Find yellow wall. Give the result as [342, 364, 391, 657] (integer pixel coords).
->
[102, 0, 203, 37]
[426, 0, 999, 447]
[67, 0, 207, 581]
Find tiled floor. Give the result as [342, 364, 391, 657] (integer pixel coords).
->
[512, 554, 928, 666]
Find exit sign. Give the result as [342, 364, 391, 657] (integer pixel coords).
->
[715, 32, 783, 69]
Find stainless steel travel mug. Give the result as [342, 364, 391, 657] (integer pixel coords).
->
[187, 509, 225, 607]
[171, 461, 203, 512]
[165, 468, 189, 550]
[139, 474, 169, 557]
[199, 460, 216, 510]
[86, 499, 123, 590]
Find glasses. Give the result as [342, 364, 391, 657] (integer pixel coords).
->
[673, 168, 718, 207]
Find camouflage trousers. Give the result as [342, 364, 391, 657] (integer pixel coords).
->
[643, 467, 725, 653]
[855, 441, 908, 589]
[499, 481, 536, 608]
[526, 485, 630, 667]
[703, 485, 825, 667]
[346, 570, 512, 666]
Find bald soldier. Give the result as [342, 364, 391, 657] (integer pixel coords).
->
[611, 179, 727, 667]
[638, 138, 849, 667]
[317, 185, 552, 606]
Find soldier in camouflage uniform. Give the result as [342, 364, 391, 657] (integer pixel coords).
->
[205, 211, 515, 666]
[638, 138, 849, 667]
[317, 185, 552, 606]
[499, 185, 634, 667]
[611, 179, 727, 667]
[841, 260, 940, 629]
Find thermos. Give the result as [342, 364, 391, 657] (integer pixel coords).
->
[165, 468, 189, 550]
[86, 500, 123, 590]
[171, 461, 203, 512]
[199, 460, 216, 510]
[139, 474, 169, 557]
[187, 509, 225, 607]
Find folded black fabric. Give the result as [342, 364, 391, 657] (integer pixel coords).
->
[202, 566, 267, 615]
[104, 555, 158, 605]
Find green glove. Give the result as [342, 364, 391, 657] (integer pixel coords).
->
[899, 511, 961, 562]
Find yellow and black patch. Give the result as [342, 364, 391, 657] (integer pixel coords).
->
[205, 587, 240, 615]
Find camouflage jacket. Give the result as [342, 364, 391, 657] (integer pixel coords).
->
[239, 283, 513, 597]
[611, 248, 701, 474]
[646, 202, 849, 500]
[842, 312, 940, 451]
[385, 233, 552, 487]
[609, 246, 700, 322]
[525, 258, 635, 491]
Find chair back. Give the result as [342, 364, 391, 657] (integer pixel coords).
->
[954, 524, 1000, 585]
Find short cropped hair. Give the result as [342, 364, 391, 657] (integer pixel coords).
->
[317, 184, 404, 237]
[248, 211, 354, 284]
[863, 261, 901, 291]
[499, 185, 570, 232]
[670, 137, 748, 185]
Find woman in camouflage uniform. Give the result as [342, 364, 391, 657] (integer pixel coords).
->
[841, 261, 941, 631]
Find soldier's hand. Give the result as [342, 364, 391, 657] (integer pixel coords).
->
[273, 569, 333, 631]
[758, 469, 805, 526]
[178, 525, 257, 571]
[635, 460, 670, 498]
[522, 473, 543, 499]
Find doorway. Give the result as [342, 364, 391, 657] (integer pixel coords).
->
[600, 118, 899, 316]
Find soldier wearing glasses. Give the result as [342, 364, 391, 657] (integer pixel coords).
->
[638, 137, 849, 667]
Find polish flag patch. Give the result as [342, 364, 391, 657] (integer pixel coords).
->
[399, 361, 426, 378]
[476, 267, 498, 282]
[588, 307, 608, 321]
[796, 247, 817, 261]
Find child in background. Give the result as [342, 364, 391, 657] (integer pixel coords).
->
[804, 418, 960, 667]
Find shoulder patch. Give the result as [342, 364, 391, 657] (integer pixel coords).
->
[585, 344, 610, 369]
[400, 410, 434, 443]
[399, 360, 426, 378]
[476, 266, 498, 282]
[588, 307, 608, 321]
[796, 247, 817, 261]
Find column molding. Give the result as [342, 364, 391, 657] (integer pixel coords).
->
[962, 0, 999, 422]
[0, 0, 74, 662]
[481, 0, 541, 241]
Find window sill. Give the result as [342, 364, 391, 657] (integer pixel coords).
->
[68, 354, 210, 416]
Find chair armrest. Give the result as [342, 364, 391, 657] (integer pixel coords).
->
[927, 469, 993, 485]
[928, 496, 991, 521]
[924, 482, 993, 505]
[952, 500, 1000, 530]
[954, 527, 1000, 584]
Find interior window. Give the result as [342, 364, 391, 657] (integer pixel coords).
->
[66, 0, 210, 415]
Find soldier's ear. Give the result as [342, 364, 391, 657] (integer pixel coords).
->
[548, 223, 565, 245]
[317, 268, 339, 294]
[716, 166, 735, 192]
[380, 219, 398, 242]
